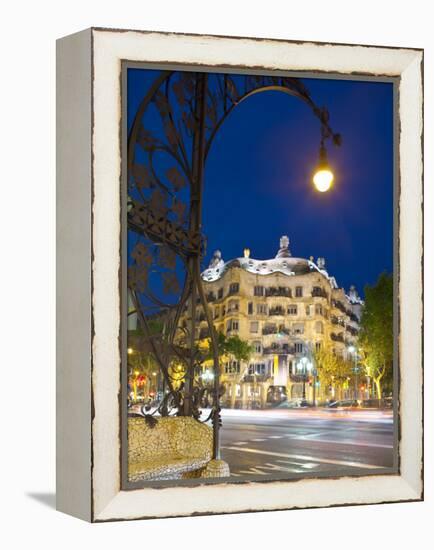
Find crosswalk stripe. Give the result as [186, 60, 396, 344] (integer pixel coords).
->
[236, 468, 268, 476]
[276, 459, 317, 469]
[221, 446, 383, 470]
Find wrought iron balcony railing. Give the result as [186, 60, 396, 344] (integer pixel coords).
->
[269, 307, 285, 316]
[332, 299, 347, 313]
[311, 287, 328, 299]
[242, 374, 272, 383]
[265, 287, 292, 298]
[263, 344, 296, 355]
[348, 311, 359, 323]
[263, 325, 278, 335]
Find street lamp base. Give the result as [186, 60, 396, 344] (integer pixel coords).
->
[200, 459, 231, 478]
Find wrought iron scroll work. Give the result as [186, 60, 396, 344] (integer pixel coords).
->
[126, 70, 341, 460]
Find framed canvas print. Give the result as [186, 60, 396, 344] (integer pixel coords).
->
[56, 28, 423, 522]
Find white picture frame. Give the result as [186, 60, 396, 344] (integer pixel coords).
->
[56, 27, 423, 522]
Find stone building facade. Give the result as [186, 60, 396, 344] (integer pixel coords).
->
[195, 236, 363, 408]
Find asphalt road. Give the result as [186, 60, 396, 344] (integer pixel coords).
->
[216, 408, 395, 479]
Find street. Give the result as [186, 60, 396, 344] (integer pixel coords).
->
[216, 408, 394, 479]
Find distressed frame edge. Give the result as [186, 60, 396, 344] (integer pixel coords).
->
[89, 29, 423, 522]
[56, 28, 93, 522]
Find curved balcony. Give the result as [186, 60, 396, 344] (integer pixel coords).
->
[269, 306, 285, 316]
[263, 324, 278, 335]
[348, 311, 359, 323]
[242, 374, 272, 383]
[265, 287, 292, 298]
[263, 344, 296, 355]
[332, 299, 347, 313]
[311, 287, 328, 299]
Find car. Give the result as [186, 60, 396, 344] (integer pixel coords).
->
[382, 396, 393, 409]
[327, 399, 359, 409]
[277, 398, 311, 408]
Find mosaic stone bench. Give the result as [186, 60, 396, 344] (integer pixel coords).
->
[128, 416, 214, 482]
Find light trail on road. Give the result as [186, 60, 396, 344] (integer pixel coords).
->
[214, 407, 395, 479]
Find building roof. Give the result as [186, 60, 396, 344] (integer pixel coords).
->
[202, 235, 340, 289]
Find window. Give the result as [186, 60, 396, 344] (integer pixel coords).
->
[257, 303, 267, 315]
[295, 286, 303, 297]
[218, 288, 223, 299]
[295, 342, 304, 354]
[225, 361, 240, 374]
[250, 321, 259, 333]
[288, 360, 293, 375]
[248, 302, 254, 315]
[214, 306, 219, 319]
[315, 342, 322, 352]
[254, 285, 264, 296]
[228, 299, 239, 312]
[315, 304, 323, 315]
[287, 305, 298, 315]
[269, 305, 284, 316]
[229, 282, 239, 295]
[248, 363, 266, 375]
[293, 323, 304, 335]
[315, 321, 324, 334]
[227, 319, 239, 332]
[253, 341, 262, 353]
[222, 305, 226, 316]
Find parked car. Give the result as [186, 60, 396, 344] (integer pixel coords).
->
[327, 399, 359, 409]
[277, 398, 311, 408]
[360, 397, 393, 409]
[382, 396, 393, 409]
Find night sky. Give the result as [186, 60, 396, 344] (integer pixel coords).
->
[128, 69, 394, 297]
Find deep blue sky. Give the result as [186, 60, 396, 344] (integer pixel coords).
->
[128, 69, 393, 297]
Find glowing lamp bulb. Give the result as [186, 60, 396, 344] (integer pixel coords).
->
[313, 168, 334, 192]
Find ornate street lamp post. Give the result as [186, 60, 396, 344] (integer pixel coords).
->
[312, 365, 318, 407]
[127, 70, 341, 461]
[298, 357, 313, 401]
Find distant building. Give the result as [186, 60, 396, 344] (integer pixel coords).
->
[195, 236, 363, 408]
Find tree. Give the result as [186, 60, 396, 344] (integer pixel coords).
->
[203, 332, 253, 407]
[225, 335, 254, 364]
[314, 343, 353, 400]
[204, 332, 253, 364]
[358, 272, 393, 399]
